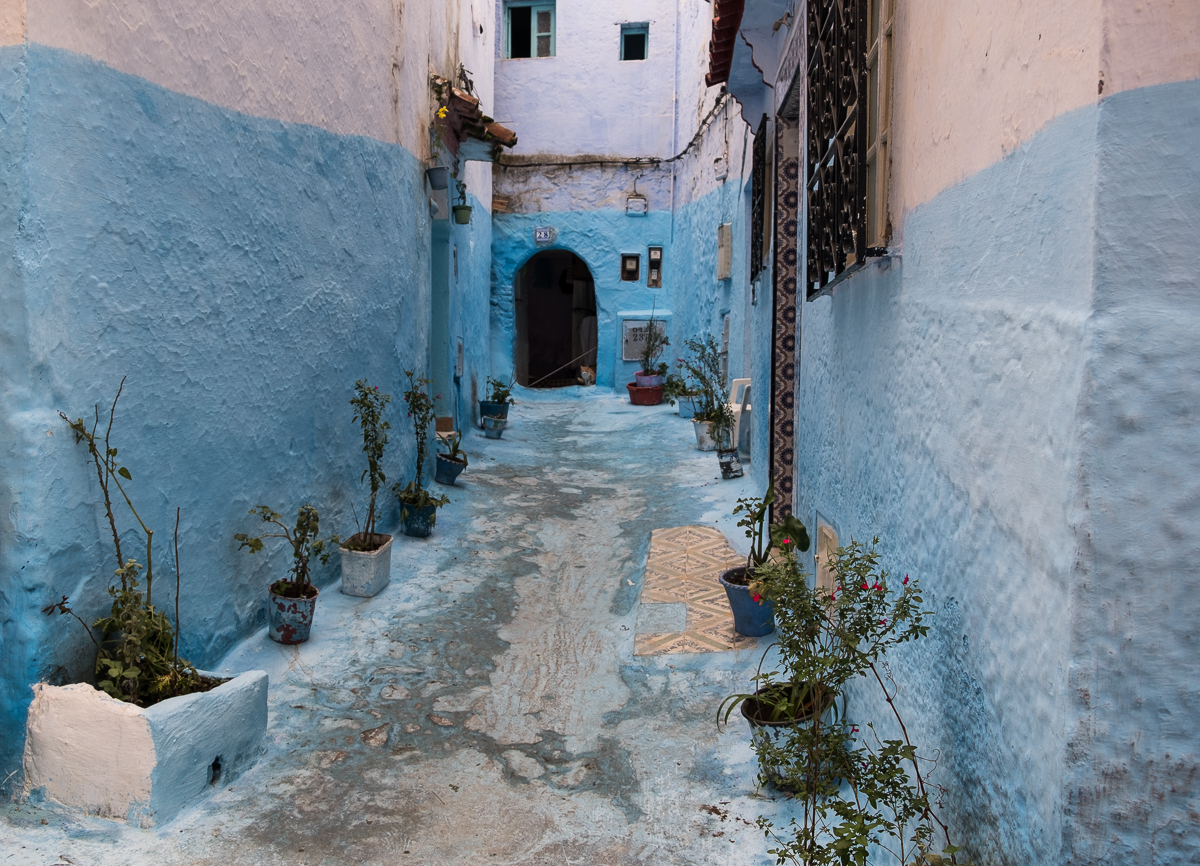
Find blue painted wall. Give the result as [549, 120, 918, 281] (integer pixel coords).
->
[666, 175, 772, 493]
[490, 209, 674, 390]
[794, 80, 1200, 864]
[1064, 78, 1200, 865]
[0, 45, 495, 783]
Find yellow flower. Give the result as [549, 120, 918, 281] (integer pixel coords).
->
[437, 106, 448, 119]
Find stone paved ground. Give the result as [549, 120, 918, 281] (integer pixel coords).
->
[2, 388, 800, 865]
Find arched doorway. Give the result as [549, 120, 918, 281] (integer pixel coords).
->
[513, 251, 597, 387]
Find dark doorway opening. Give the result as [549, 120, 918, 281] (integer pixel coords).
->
[514, 251, 597, 388]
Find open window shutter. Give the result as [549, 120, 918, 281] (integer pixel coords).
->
[534, 5, 555, 57]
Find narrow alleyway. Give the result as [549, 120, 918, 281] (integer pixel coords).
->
[4, 389, 796, 865]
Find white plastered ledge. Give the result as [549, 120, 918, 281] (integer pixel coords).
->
[22, 670, 268, 826]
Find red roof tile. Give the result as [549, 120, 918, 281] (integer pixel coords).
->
[706, 0, 746, 87]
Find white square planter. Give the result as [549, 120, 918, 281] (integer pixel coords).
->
[339, 534, 392, 597]
[22, 669, 267, 827]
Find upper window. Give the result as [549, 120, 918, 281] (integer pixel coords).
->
[507, 2, 555, 59]
[805, 0, 894, 297]
[620, 23, 648, 61]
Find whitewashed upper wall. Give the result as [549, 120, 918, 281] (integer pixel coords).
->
[22, 0, 498, 155]
[495, 0, 688, 159]
[889, 0, 1200, 241]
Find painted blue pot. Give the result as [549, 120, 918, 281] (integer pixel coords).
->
[434, 454, 466, 485]
[482, 415, 507, 439]
[719, 567, 775, 636]
[677, 396, 698, 420]
[479, 401, 510, 424]
[400, 503, 437, 538]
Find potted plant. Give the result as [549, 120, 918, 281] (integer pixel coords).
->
[435, 430, 469, 485]
[722, 538, 972, 866]
[396, 370, 450, 537]
[719, 481, 811, 636]
[627, 310, 669, 405]
[482, 414, 508, 439]
[680, 334, 727, 450]
[236, 504, 334, 644]
[662, 362, 700, 419]
[480, 376, 513, 424]
[452, 179, 473, 224]
[29, 381, 267, 826]
[339, 379, 393, 598]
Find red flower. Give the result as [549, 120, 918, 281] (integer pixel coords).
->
[903, 575, 910, 585]
[862, 583, 869, 590]
[782, 538, 791, 545]
[880, 619, 887, 626]
[752, 594, 762, 603]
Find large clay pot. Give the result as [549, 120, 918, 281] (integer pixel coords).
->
[740, 682, 843, 792]
[626, 382, 663, 405]
[267, 582, 318, 644]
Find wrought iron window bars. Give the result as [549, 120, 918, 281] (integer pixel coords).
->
[806, 0, 886, 298]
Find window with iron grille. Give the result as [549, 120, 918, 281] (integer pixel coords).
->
[750, 114, 768, 280]
[805, 0, 893, 298]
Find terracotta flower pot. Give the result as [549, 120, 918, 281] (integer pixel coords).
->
[626, 382, 663, 405]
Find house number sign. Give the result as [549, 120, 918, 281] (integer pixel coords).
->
[534, 226, 556, 244]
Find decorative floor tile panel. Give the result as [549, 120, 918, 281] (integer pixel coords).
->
[635, 525, 756, 655]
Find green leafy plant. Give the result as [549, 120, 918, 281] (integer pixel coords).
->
[393, 479, 450, 516]
[485, 376, 514, 405]
[680, 333, 735, 444]
[661, 362, 698, 406]
[235, 505, 335, 598]
[637, 308, 670, 377]
[395, 370, 451, 522]
[437, 430, 469, 466]
[346, 379, 392, 551]
[47, 379, 210, 706]
[402, 369, 437, 489]
[734, 481, 812, 571]
[723, 539, 970, 866]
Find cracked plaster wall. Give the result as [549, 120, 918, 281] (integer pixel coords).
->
[0, 0, 500, 788]
[794, 81, 1199, 865]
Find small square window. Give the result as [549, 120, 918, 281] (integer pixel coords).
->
[507, 2, 555, 59]
[620, 23, 648, 61]
[621, 254, 640, 282]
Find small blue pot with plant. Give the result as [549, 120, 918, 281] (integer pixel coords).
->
[396, 370, 449, 538]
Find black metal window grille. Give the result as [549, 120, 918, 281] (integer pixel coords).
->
[750, 114, 768, 280]
[806, 0, 886, 298]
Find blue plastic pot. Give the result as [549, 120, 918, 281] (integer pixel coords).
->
[719, 567, 775, 636]
[434, 454, 466, 485]
[482, 415, 507, 439]
[400, 503, 437, 538]
[479, 400, 510, 423]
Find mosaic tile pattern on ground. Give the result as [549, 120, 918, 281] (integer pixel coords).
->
[635, 525, 755, 655]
